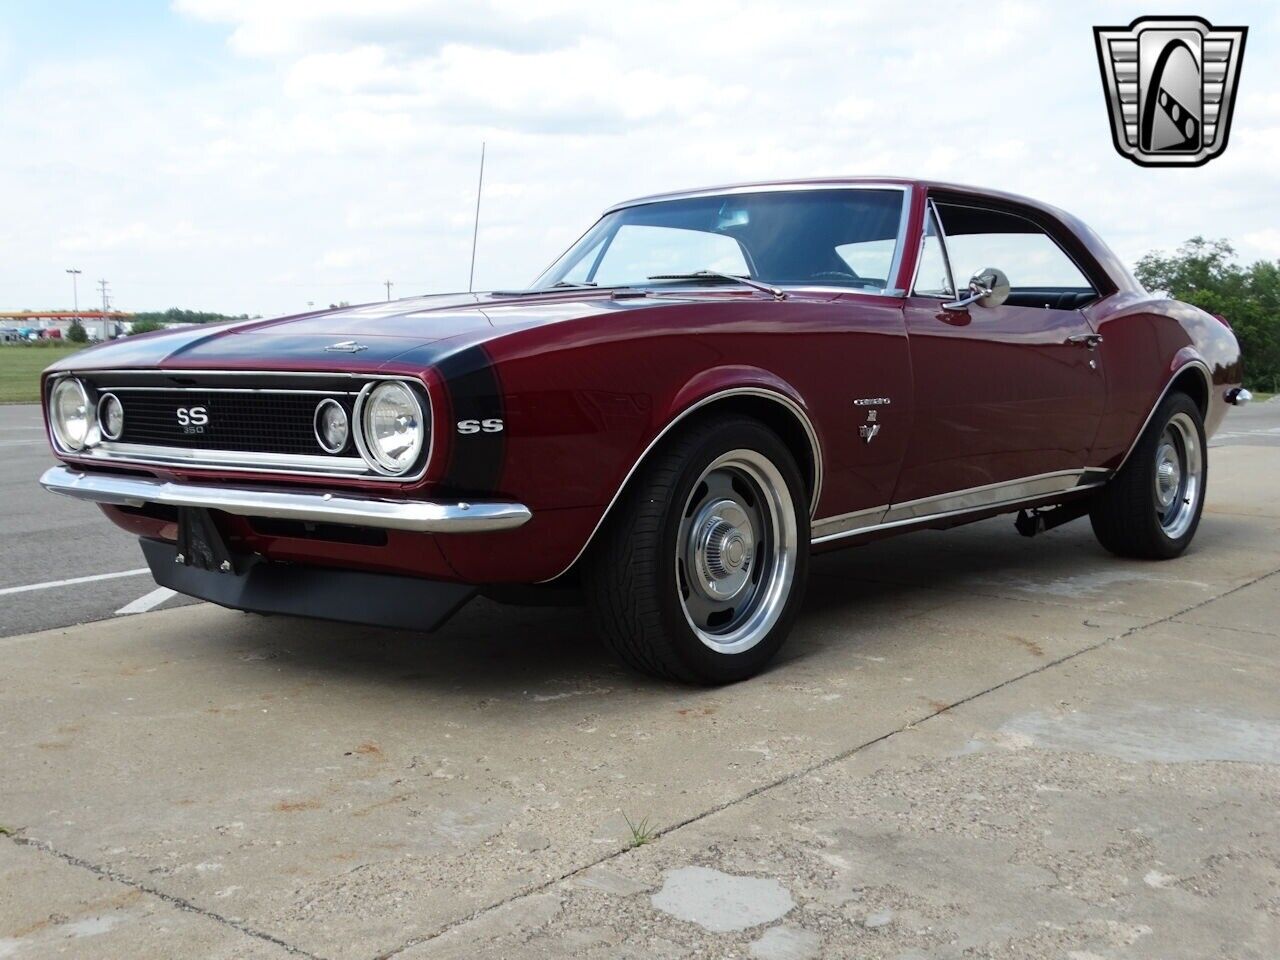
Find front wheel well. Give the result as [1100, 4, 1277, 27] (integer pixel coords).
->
[677, 394, 819, 512]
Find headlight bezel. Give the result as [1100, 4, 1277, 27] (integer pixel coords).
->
[49, 376, 97, 452]
[353, 380, 430, 477]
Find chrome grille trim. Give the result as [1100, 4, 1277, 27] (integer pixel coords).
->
[49, 371, 433, 483]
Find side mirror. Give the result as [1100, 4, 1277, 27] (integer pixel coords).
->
[942, 267, 1010, 311]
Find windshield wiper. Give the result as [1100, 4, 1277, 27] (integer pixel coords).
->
[490, 280, 605, 297]
[647, 270, 787, 300]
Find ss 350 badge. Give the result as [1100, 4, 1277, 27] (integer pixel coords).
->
[1094, 16, 1247, 167]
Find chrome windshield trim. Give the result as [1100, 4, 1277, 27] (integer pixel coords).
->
[40, 465, 530, 534]
[603, 181, 911, 214]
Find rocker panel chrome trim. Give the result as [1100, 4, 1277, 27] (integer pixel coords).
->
[811, 468, 1109, 545]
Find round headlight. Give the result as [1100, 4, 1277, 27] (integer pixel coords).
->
[357, 382, 426, 474]
[50, 378, 93, 451]
[314, 398, 349, 454]
[98, 393, 124, 441]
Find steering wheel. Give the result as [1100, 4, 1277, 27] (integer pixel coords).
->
[809, 271, 882, 289]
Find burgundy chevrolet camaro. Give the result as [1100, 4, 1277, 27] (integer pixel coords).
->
[40, 178, 1248, 683]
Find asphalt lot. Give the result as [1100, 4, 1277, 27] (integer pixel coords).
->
[1, 400, 1278, 959]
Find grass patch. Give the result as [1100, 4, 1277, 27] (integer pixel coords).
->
[0, 824, 13, 836]
[0, 344, 87, 403]
[622, 812, 656, 848]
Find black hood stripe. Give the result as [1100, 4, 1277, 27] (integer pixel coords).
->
[437, 345, 505, 496]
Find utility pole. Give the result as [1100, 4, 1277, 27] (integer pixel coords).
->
[97, 279, 111, 339]
[468, 142, 485, 293]
[65, 268, 82, 337]
[383, 279, 393, 301]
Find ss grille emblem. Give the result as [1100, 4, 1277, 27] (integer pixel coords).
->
[176, 406, 208, 434]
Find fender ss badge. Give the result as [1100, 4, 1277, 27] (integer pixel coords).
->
[325, 340, 368, 353]
[1094, 16, 1247, 167]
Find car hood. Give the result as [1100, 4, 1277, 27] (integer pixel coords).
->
[50, 290, 672, 374]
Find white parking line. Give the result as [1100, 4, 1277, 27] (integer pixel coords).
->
[0, 568, 150, 597]
[115, 587, 177, 616]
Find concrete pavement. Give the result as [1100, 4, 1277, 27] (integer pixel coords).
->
[2, 429, 1277, 958]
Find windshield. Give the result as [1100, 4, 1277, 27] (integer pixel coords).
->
[532, 188, 906, 292]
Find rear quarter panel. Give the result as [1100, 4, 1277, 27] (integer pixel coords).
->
[1086, 291, 1242, 468]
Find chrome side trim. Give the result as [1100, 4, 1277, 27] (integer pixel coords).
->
[538, 386, 824, 583]
[812, 469, 1108, 546]
[39, 465, 530, 534]
[882, 469, 1100, 524]
[1114, 360, 1213, 472]
[809, 503, 888, 541]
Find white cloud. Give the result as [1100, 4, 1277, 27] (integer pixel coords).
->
[2, 1, 1278, 314]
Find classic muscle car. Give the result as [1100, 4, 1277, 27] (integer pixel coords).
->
[40, 177, 1248, 683]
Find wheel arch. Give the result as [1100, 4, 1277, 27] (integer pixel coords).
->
[540, 384, 823, 583]
[1115, 358, 1212, 473]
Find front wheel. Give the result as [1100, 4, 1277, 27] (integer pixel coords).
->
[1090, 391, 1207, 559]
[585, 417, 809, 684]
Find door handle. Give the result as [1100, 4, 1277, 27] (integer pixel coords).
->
[1066, 333, 1103, 348]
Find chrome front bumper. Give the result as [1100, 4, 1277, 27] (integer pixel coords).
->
[39, 465, 531, 533]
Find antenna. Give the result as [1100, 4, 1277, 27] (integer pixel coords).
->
[383, 279, 393, 301]
[468, 142, 485, 293]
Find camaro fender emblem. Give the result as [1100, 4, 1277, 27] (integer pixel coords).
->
[1094, 16, 1247, 167]
[858, 408, 880, 444]
[325, 340, 368, 353]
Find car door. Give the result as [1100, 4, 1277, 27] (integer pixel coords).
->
[892, 197, 1106, 515]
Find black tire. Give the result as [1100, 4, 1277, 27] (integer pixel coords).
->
[584, 416, 810, 684]
[1090, 390, 1207, 559]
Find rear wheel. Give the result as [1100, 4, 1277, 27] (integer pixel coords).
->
[1090, 391, 1206, 559]
[585, 417, 809, 684]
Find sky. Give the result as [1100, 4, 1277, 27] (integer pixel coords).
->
[1, 1, 1277, 316]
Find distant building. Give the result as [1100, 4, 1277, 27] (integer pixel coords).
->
[0, 311, 133, 341]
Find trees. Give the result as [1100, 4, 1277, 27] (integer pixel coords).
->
[66, 319, 88, 343]
[1134, 238, 1280, 393]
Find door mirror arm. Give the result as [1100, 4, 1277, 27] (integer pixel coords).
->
[942, 267, 1010, 312]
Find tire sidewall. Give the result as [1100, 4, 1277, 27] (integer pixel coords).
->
[1137, 392, 1208, 556]
[652, 420, 810, 683]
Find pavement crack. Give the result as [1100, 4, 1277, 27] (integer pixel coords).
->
[5, 833, 328, 960]
[377, 564, 1280, 960]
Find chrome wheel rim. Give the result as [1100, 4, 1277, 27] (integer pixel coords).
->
[676, 449, 797, 654]
[1154, 411, 1201, 540]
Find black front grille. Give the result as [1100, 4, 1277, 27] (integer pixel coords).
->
[114, 390, 351, 456]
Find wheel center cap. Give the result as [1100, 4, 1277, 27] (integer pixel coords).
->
[691, 500, 755, 601]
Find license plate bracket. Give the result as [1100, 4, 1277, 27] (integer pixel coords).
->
[176, 507, 235, 573]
